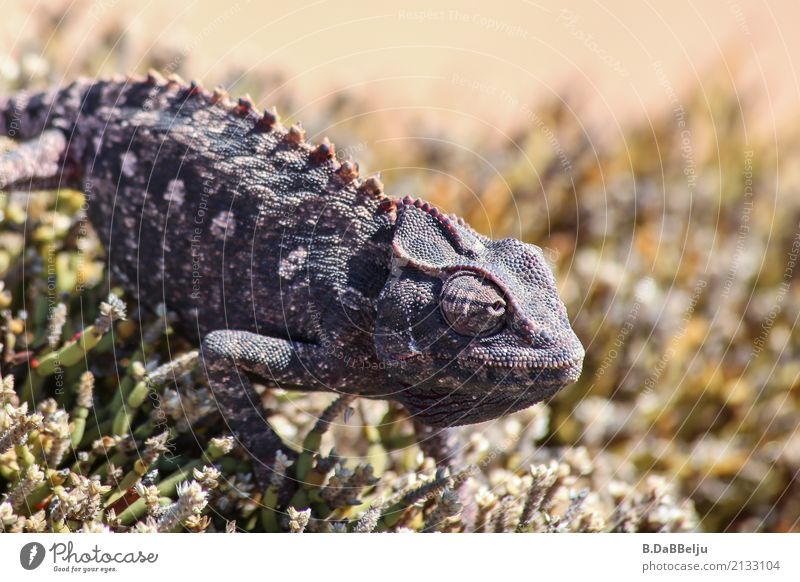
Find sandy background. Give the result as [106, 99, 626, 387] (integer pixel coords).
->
[1, 1, 799, 533]
[1, 0, 796, 132]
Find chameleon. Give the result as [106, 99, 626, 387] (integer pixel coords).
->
[0, 72, 584, 486]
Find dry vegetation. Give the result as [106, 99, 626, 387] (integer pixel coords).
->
[1, 7, 799, 533]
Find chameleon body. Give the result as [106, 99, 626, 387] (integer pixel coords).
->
[0, 73, 584, 483]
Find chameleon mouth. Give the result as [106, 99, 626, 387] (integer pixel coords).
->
[398, 373, 569, 427]
[395, 353, 583, 427]
[395, 349, 584, 373]
[460, 333, 586, 373]
[390, 328, 585, 375]
[451, 352, 584, 372]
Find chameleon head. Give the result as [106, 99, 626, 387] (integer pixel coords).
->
[375, 198, 584, 427]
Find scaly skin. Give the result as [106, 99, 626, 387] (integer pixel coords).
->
[0, 72, 584, 485]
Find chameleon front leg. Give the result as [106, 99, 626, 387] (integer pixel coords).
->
[200, 330, 331, 488]
[412, 418, 461, 468]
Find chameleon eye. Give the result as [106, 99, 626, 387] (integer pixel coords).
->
[440, 272, 507, 337]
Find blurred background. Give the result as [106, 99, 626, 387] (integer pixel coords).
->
[1, 0, 798, 532]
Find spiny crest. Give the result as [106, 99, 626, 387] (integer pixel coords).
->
[235, 94, 255, 117]
[131, 70, 394, 209]
[211, 86, 230, 106]
[399, 195, 464, 244]
[335, 160, 359, 183]
[358, 175, 396, 215]
[448, 213, 468, 228]
[187, 80, 203, 97]
[166, 73, 185, 88]
[285, 123, 306, 146]
[146, 68, 165, 85]
[378, 197, 397, 216]
[259, 106, 280, 131]
[398, 196, 490, 248]
[310, 137, 335, 164]
[358, 175, 384, 198]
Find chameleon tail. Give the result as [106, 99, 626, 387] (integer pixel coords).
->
[0, 130, 69, 191]
[0, 81, 93, 190]
[0, 87, 62, 141]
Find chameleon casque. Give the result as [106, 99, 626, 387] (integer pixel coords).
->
[0, 72, 584, 485]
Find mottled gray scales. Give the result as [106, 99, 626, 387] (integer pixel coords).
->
[0, 73, 584, 486]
